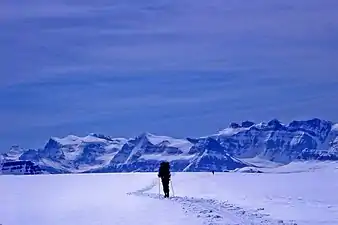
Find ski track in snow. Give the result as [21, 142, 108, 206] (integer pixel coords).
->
[127, 178, 297, 225]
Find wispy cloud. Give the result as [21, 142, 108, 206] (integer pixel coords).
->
[1, 0, 338, 86]
[0, 0, 338, 150]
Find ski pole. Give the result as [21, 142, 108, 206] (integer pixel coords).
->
[158, 178, 161, 199]
[170, 180, 175, 197]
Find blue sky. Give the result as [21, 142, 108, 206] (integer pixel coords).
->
[1, 0, 338, 151]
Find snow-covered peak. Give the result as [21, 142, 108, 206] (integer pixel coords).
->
[133, 132, 193, 153]
[146, 133, 193, 153]
[218, 127, 249, 136]
[332, 123, 338, 132]
[88, 133, 117, 141]
[29, 134, 129, 172]
[49, 134, 111, 146]
[46, 135, 79, 148]
[218, 119, 284, 136]
[241, 121, 255, 128]
[213, 118, 338, 163]
[2, 118, 338, 174]
[287, 118, 332, 142]
[267, 119, 284, 129]
[8, 145, 24, 153]
[44, 134, 128, 151]
[218, 118, 332, 138]
[3, 145, 25, 161]
[142, 133, 170, 145]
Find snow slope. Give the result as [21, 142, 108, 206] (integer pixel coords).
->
[1, 162, 337, 225]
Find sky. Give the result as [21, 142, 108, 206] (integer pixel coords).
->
[1, 0, 338, 151]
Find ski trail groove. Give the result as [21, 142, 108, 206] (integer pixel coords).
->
[127, 178, 297, 225]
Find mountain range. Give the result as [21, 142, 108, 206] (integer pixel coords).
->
[1, 118, 337, 174]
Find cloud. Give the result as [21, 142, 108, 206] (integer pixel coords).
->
[1, 0, 338, 87]
[0, 0, 338, 150]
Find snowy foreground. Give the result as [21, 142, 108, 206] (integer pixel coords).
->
[1, 162, 338, 225]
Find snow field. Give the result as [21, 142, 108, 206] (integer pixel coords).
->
[1, 163, 338, 225]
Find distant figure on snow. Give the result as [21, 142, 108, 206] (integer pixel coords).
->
[212, 170, 215, 175]
[158, 161, 171, 198]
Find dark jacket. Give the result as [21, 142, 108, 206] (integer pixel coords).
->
[158, 162, 171, 181]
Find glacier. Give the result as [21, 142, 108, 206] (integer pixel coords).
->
[1, 118, 338, 174]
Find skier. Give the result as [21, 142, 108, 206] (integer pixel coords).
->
[158, 161, 171, 198]
[212, 170, 214, 175]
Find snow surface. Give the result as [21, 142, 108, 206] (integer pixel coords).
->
[144, 133, 193, 153]
[217, 128, 249, 136]
[51, 135, 126, 147]
[1, 162, 337, 225]
[241, 157, 284, 168]
[332, 123, 338, 131]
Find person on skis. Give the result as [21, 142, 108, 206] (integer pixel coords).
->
[158, 161, 171, 198]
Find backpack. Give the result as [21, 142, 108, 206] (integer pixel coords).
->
[158, 161, 171, 178]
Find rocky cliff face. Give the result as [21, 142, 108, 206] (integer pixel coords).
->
[1, 160, 42, 175]
[215, 118, 336, 163]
